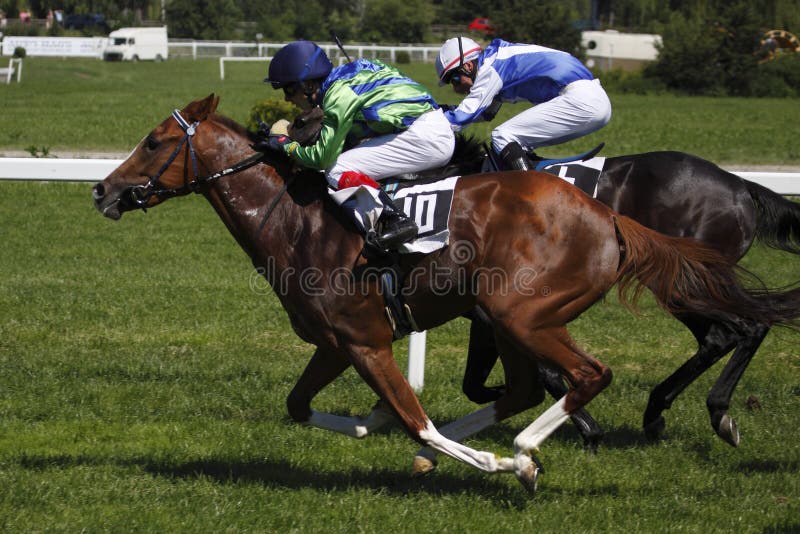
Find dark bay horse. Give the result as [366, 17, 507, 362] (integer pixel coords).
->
[451, 140, 800, 448]
[92, 95, 798, 493]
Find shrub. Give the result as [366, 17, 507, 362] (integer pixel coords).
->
[395, 50, 411, 64]
[246, 98, 302, 133]
[596, 67, 666, 95]
[751, 53, 800, 97]
[5, 21, 40, 37]
[13, 47, 26, 59]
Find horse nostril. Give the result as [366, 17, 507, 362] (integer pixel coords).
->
[93, 183, 105, 200]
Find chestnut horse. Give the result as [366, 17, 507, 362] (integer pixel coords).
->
[92, 95, 798, 494]
[445, 139, 800, 448]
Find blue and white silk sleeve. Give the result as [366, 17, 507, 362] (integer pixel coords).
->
[444, 68, 504, 132]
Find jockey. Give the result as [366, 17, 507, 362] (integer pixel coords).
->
[435, 36, 612, 171]
[258, 40, 455, 251]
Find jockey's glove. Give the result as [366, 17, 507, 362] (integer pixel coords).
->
[439, 103, 457, 112]
[252, 133, 294, 154]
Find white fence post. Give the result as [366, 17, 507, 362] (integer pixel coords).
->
[407, 331, 427, 393]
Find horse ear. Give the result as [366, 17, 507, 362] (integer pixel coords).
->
[182, 94, 220, 122]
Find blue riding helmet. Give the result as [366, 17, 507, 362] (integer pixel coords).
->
[264, 41, 333, 89]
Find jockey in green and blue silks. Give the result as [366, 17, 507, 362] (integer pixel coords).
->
[262, 40, 454, 251]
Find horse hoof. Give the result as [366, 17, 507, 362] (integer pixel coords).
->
[644, 415, 666, 441]
[714, 414, 740, 447]
[514, 453, 543, 495]
[515, 461, 540, 495]
[411, 455, 437, 477]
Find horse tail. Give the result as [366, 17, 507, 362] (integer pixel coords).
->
[612, 215, 800, 328]
[744, 179, 800, 255]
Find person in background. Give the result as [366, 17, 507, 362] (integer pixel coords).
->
[257, 40, 454, 251]
[436, 36, 611, 170]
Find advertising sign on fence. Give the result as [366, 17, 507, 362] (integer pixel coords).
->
[1, 36, 106, 57]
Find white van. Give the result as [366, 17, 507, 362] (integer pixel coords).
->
[103, 27, 168, 62]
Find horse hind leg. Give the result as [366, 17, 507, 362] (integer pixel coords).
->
[707, 322, 769, 447]
[539, 365, 604, 452]
[464, 309, 605, 451]
[503, 326, 612, 493]
[642, 317, 738, 442]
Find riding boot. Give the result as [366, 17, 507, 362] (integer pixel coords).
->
[374, 189, 418, 250]
[499, 141, 532, 171]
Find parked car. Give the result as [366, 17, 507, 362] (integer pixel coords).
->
[467, 17, 495, 36]
[62, 13, 109, 32]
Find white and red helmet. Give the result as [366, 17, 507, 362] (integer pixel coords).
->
[435, 36, 482, 86]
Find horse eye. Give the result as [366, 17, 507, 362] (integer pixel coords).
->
[145, 136, 160, 151]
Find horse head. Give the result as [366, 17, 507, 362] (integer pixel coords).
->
[93, 94, 226, 220]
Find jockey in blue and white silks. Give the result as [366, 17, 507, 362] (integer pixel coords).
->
[436, 37, 611, 170]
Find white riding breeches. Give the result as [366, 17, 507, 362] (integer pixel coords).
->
[326, 108, 455, 232]
[491, 79, 612, 152]
[327, 108, 455, 187]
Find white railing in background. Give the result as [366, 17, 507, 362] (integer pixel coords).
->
[0, 36, 440, 62]
[219, 56, 272, 80]
[1, 157, 798, 392]
[0, 157, 123, 181]
[168, 40, 440, 63]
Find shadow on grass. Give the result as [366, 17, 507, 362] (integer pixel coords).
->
[737, 459, 800, 474]
[15, 452, 527, 505]
[143, 457, 518, 498]
[474, 421, 653, 451]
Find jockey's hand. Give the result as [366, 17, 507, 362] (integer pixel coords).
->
[252, 133, 293, 153]
[269, 119, 291, 137]
[255, 119, 271, 139]
[439, 103, 457, 112]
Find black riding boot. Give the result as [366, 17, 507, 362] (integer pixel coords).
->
[499, 141, 532, 171]
[374, 189, 418, 250]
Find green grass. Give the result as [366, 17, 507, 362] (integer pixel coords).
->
[1, 57, 799, 165]
[1, 58, 799, 531]
[1, 181, 799, 531]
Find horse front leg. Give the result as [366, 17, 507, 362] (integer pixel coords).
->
[345, 342, 515, 475]
[462, 308, 504, 403]
[288, 347, 394, 438]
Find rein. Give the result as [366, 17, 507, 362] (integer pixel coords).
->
[130, 109, 292, 231]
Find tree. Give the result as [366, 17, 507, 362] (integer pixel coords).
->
[360, 0, 434, 43]
[646, 1, 771, 96]
[489, 1, 583, 56]
[166, 0, 242, 40]
[645, 11, 725, 94]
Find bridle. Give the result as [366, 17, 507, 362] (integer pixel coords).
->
[129, 109, 292, 232]
[129, 109, 266, 211]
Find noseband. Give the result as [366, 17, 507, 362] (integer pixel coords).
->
[129, 109, 265, 210]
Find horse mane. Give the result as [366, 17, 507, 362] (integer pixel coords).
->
[450, 133, 487, 175]
[211, 112, 255, 140]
